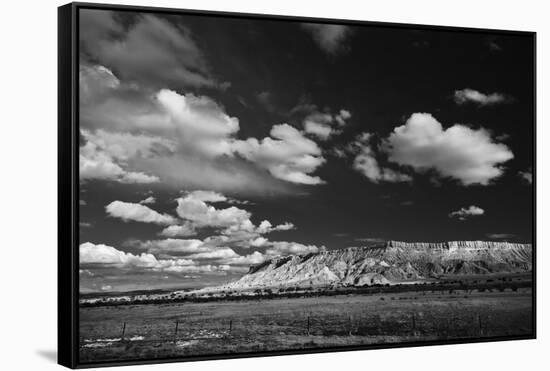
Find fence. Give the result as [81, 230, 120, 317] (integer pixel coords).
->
[79, 309, 531, 349]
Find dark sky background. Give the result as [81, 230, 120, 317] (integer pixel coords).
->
[78, 7, 534, 293]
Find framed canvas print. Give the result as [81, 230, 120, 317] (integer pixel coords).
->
[58, 2, 536, 368]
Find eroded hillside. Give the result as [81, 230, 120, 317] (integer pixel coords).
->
[220, 241, 532, 290]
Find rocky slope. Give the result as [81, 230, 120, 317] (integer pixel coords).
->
[220, 241, 532, 290]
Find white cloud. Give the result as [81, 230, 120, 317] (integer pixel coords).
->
[339, 109, 352, 120]
[83, 129, 177, 163]
[449, 205, 485, 221]
[303, 110, 351, 140]
[80, 242, 161, 268]
[350, 133, 412, 183]
[176, 193, 251, 228]
[256, 220, 295, 234]
[80, 137, 160, 184]
[80, 10, 221, 89]
[159, 223, 196, 237]
[384, 113, 514, 185]
[80, 64, 120, 102]
[174, 192, 294, 243]
[519, 169, 533, 184]
[249, 237, 269, 247]
[232, 123, 326, 184]
[79, 129, 176, 184]
[221, 251, 266, 266]
[139, 196, 156, 204]
[182, 190, 227, 203]
[304, 120, 333, 140]
[155, 89, 239, 158]
[80, 242, 209, 274]
[454, 88, 510, 106]
[106, 201, 177, 225]
[301, 24, 352, 55]
[266, 241, 323, 256]
[185, 247, 239, 260]
[155, 263, 224, 274]
[79, 66, 322, 192]
[131, 238, 208, 255]
[124, 233, 324, 273]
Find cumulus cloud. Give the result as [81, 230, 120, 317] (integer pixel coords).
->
[79, 65, 325, 192]
[176, 193, 251, 228]
[303, 109, 351, 140]
[80, 9, 222, 89]
[301, 23, 352, 55]
[79, 64, 120, 102]
[350, 133, 412, 183]
[80, 131, 161, 184]
[304, 120, 333, 140]
[232, 124, 326, 185]
[80, 242, 164, 268]
[120, 232, 323, 274]
[110, 190, 297, 256]
[123, 238, 267, 270]
[249, 237, 269, 247]
[384, 113, 514, 185]
[174, 191, 294, 242]
[454, 89, 511, 106]
[86, 129, 176, 158]
[185, 247, 240, 260]
[266, 241, 324, 256]
[106, 201, 177, 225]
[221, 251, 266, 266]
[139, 196, 156, 204]
[519, 169, 533, 184]
[79, 128, 177, 184]
[181, 190, 228, 203]
[78, 242, 240, 275]
[449, 205, 485, 221]
[130, 238, 209, 255]
[256, 220, 295, 233]
[159, 223, 197, 238]
[155, 89, 239, 158]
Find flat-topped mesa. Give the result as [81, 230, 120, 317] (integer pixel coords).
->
[227, 240, 532, 291]
[386, 240, 531, 251]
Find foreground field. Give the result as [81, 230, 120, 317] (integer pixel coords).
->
[79, 288, 533, 363]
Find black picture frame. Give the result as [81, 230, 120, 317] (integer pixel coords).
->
[58, 2, 536, 369]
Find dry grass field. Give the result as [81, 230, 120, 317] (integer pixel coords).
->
[79, 287, 533, 363]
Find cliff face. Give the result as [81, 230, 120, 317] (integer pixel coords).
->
[223, 241, 532, 290]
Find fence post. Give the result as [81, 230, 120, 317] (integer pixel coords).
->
[174, 320, 179, 338]
[229, 320, 233, 334]
[306, 315, 310, 336]
[121, 322, 126, 341]
[478, 313, 483, 336]
[348, 315, 352, 336]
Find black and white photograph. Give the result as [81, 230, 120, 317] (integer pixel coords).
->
[71, 3, 534, 366]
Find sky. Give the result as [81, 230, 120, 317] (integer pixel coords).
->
[78, 7, 534, 293]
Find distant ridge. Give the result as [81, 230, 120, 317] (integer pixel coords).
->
[219, 240, 532, 291]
